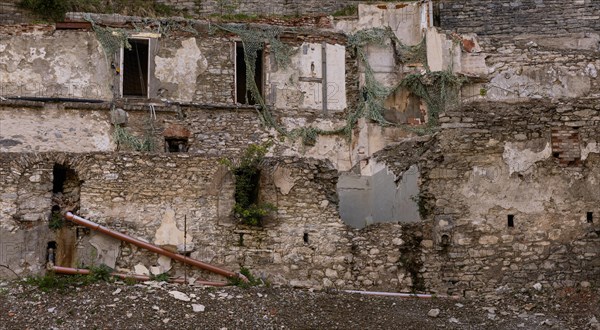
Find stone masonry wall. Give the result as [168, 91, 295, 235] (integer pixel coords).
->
[426, 99, 600, 296]
[0, 151, 426, 291]
[158, 0, 382, 17]
[438, 0, 600, 36]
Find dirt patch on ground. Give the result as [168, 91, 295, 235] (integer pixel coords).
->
[0, 279, 598, 329]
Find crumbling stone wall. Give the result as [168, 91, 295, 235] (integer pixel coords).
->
[158, 0, 377, 17]
[438, 0, 600, 36]
[428, 99, 600, 296]
[477, 37, 600, 101]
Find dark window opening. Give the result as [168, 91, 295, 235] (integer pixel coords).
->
[507, 215, 515, 227]
[432, 1, 441, 27]
[123, 39, 149, 97]
[165, 138, 189, 153]
[236, 42, 263, 105]
[238, 233, 244, 246]
[303, 233, 309, 244]
[440, 234, 450, 246]
[47, 241, 57, 264]
[587, 212, 594, 223]
[53, 164, 67, 193]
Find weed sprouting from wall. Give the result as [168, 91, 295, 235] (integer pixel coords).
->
[221, 143, 276, 226]
[112, 122, 156, 152]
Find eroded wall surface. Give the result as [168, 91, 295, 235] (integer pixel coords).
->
[0, 30, 112, 99]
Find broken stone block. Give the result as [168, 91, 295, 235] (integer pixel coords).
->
[134, 264, 150, 276]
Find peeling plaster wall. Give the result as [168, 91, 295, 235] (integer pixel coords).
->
[335, 2, 427, 46]
[0, 31, 112, 100]
[0, 106, 113, 152]
[421, 99, 600, 295]
[153, 36, 234, 104]
[154, 37, 208, 103]
[267, 42, 347, 112]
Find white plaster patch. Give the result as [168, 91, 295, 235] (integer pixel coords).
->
[585, 63, 598, 78]
[89, 233, 121, 269]
[581, 142, 600, 160]
[269, 43, 346, 112]
[154, 209, 185, 248]
[273, 165, 297, 195]
[154, 38, 207, 102]
[503, 141, 552, 175]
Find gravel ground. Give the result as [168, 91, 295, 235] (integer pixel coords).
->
[0, 279, 598, 329]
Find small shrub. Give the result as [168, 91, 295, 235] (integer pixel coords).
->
[222, 143, 277, 226]
[88, 264, 114, 282]
[24, 272, 85, 292]
[48, 211, 64, 230]
[229, 267, 263, 288]
[150, 273, 170, 282]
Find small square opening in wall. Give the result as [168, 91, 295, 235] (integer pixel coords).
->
[587, 212, 593, 223]
[507, 215, 515, 227]
[165, 138, 188, 153]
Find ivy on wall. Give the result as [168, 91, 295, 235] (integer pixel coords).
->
[220, 143, 276, 226]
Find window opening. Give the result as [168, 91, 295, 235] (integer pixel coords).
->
[122, 39, 149, 97]
[235, 42, 263, 105]
[165, 138, 189, 153]
[587, 212, 593, 223]
[507, 215, 515, 227]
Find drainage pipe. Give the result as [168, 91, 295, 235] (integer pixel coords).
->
[51, 266, 227, 286]
[64, 212, 247, 282]
[343, 290, 453, 299]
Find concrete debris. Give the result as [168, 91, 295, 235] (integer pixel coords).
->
[192, 304, 205, 312]
[533, 283, 542, 291]
[168, 291, 191, 302]
[427, 309, 440, 318]
[134, 264, 150, 276]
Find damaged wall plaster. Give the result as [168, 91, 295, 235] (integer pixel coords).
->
[0, 31, 112, 99]
[503, 140, 552, 175]
[268, 42, 347, 112]
[154, 38, 208, 103]
[0, 107, 113, 152]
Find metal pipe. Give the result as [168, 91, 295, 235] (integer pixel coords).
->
[51, 266, 227, 286]
[344, 290, 439, 299]
[64, 212, 247, 282]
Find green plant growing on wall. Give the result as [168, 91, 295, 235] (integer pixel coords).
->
[228, 266, 263, 288]
[112, 123, 156, 152]
[221, 143, 276, 226]
[48, 210, 64, 230]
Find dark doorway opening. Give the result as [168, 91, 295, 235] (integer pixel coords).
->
[123, 39, 149, 97]
[236, 42, 263, 105]
[53, 164, 67, 193]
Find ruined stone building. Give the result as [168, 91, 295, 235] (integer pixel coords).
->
[0, 0, 599, 297]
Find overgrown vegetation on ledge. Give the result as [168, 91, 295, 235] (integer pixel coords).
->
[221, 143, 276, 226]
[19, 0, 174, 22]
